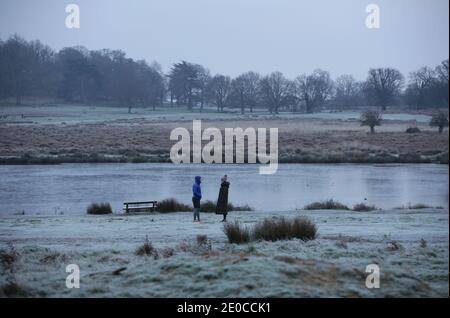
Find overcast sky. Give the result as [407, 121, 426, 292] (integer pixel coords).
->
[0, 0, 448, 80]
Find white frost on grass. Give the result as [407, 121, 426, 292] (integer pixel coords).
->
[0, 105, 432, 125]
[0, 208, 448, 297]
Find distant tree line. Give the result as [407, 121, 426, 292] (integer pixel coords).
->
[0, 35, 448, 113]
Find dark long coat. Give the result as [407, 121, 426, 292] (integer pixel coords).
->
[216, 181, 230, 215]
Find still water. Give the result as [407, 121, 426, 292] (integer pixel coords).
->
[0, 163, 448, 215]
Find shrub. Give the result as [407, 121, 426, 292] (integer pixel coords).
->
[352, 203, 378, 212]
[87, 202, 112, 215]
[304, 199, 350, 210]
[155, 198, 191, 213]
[430, 111, 449, 133]
[200, 200, 217, 212]
[223, 221, 251, 244]
[253, 217, 317, 242]
[406, 127, 421, 134]
[360, 110, 382, 133]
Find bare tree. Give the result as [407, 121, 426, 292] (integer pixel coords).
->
[207, 74, 231, 112]
[260, 72, 293, 114]
[230, 71, 261, 114]
[407, 67, 436, 109]
[365, 68, 404, 111]
[435, 59, 449, 107]
[436, 59, 449, 85]
[296, 69, 332, 113]
[333, 74, 362, 108]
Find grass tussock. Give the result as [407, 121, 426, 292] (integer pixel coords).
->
[196, 234, 208, 246]
[231, 203, 254, 211]
[253, 217, 317, 242]
[223, 216, 317, 244]
[0, 281, 29, 297]
[161, 247, 175, 258]
[352, 203, 378, 212]
[223, 221, 252, 244]
[135, 235, 159, 259]
[177, 235, 214, 255]
[199, 200, 217, 212]
[156, 198, 191, 213]
[200, 200, 253, 212]
[0, 243, 20, 273]
[87, 202, 112, 215]
[304, 199, 350, 211]
[409, 203, 432, 209]
[395, 203, 441, 210]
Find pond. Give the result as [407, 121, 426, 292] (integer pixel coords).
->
[0, 163, 447, 215]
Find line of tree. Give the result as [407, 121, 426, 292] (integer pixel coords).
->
[0, 35, 448, 113]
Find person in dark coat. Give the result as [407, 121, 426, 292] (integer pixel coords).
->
[192, 176, 202, 222]
[216, 175, 230, 222]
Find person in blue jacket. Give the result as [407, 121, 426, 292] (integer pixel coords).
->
[192, 176, 202, 222]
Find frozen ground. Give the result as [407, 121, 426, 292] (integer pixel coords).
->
[0, 208, 448, 298]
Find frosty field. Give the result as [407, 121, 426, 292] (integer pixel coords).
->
[0, 208, 448, 298]
[1, 105, 448, 165]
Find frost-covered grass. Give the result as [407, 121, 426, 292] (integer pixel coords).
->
[0, 208, 448, 297]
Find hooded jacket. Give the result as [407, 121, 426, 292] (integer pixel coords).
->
[192, 176, 202, 200]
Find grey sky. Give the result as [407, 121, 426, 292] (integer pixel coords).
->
[0, 0, 448, 80]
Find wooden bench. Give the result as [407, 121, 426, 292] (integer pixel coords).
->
[123, 201, 157, 213]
